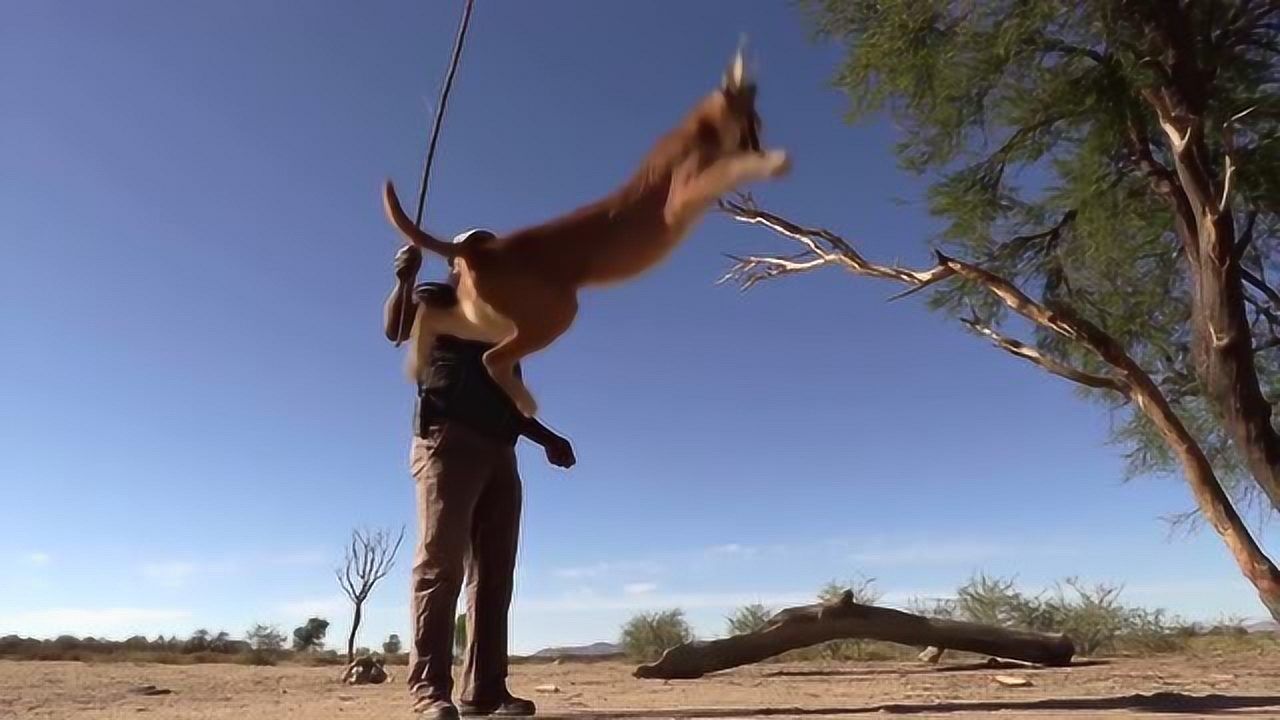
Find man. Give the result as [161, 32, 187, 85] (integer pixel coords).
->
[385, 232, 575, 719]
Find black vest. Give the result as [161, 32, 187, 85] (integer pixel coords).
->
[412, 286, 523, 444]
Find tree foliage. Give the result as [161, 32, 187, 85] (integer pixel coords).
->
[804, 0, 1280, 514]
[292, 617, 330, 652]
[383, 633, 403, 655]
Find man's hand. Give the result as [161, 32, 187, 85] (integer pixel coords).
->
[394, 245, 422, 282]
[541, 434, 576, 469]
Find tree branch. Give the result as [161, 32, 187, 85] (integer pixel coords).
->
[960, 316, 1129, 395]
[719, 199, 1280, 619]
[1233, 210, 1260, 263]
[717, 195, 954, 293]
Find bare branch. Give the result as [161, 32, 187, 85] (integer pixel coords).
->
[1219, 107, 1256, 215]
[960, 317, 1130, 395]
[718, 196, 954, 293]
[1233, 210, 1260, 263]
[989, 210, 1078, 263]
[1243, 266, 1280, 311]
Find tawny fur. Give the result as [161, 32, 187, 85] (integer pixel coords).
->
[386, 51, 789, 416]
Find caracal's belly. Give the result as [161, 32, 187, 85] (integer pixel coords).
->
[454, 259, 515, 341]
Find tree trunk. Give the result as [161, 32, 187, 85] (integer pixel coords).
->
[1035, 298, 1280, 620]
[347, 602, 363, 663]
[1132, 14, 1280, 512]
[633, 591, 1075, 680]
[1189, 223, 1280, 512]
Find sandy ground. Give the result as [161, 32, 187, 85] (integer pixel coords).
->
[4, 651, 1280, 719]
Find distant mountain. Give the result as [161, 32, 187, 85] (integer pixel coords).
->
[529, 641, 623, 658]
[1244, 620, 1279, 634]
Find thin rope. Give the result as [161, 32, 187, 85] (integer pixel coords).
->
[395, 0, 476, 347]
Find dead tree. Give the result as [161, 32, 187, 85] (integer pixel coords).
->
[634, 589, 1074, 679]
[718, 196, 1280, 620]
[336, 526, 405, 662]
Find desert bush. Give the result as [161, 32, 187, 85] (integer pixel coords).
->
[620, 609, 694, 662]
[246, 623, 286, 665]
[815, 575, 884, 661]
[726, 603, 775, 636]
[945, 574, 1187, 656]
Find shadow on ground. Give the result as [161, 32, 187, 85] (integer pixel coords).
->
[541, 692, 1280, 717]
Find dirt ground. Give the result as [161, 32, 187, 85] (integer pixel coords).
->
[4, 650, 1280, 719]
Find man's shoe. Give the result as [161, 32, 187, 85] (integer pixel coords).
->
[459, 694, 536, 717]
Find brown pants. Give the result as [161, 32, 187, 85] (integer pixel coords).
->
[408, 423, 522, 708]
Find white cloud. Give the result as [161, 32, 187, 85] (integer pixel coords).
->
[275, 596, 348, 618]
[705, 543, 759, 558]
[263, 550, 329, 567]
[0, 607, 192, 638]
[138, 559, 241, 587]
[519, 589, 816, 613]
[623, 582, 657, 596]
[847, 540, 1069, 567]
[552, 560, 663, 580]
[139, 561, 200, 588]
[23, 552, 51, 567]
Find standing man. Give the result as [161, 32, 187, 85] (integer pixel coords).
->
[385, 234, 575, 719]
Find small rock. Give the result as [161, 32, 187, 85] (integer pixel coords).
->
[534, 684, 561, 694]
[993, 675, 1033, 688]
[129, 685, 172, 697]
[337, 694, 356, 701]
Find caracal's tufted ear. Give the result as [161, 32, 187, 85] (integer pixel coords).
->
[722, 43, 748, 92]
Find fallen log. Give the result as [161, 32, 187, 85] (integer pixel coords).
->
[634, 589, 1075, 679]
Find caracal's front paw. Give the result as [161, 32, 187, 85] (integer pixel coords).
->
[763, 149, 791, 178]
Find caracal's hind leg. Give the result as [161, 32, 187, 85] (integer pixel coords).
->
[482, 291, 578, 418]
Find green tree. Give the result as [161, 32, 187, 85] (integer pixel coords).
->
[183, 629, 211, 653]
[724, 0, 1280, 617]
[383, 633, 403, 655]
[292, 617, 330, 652]
[209, 630, 233, 653]
[725, 603, 775, 636]
[620, 609, 695, 662]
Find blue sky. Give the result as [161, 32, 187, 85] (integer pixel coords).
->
[2, 2, 1276, 654]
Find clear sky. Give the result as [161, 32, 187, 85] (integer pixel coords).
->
[3, 2, 1276, 654]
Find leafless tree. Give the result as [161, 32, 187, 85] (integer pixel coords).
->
[336, 526, 405, 662]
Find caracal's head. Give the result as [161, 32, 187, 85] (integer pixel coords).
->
[703, 48, 763, 155]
